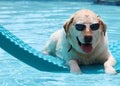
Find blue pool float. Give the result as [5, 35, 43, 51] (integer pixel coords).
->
[0, 26, 69, 72]
[0, 25, 120, 73]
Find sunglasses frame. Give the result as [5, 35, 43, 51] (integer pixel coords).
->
[75, 23, 100, 31]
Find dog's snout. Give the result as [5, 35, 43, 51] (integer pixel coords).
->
[84, 36, 92, 43]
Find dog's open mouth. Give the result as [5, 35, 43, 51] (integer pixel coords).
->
[76, 37, 93, 53]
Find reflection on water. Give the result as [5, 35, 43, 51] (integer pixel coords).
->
[0, 1, 120, 86]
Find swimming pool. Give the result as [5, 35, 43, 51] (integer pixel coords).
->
[0, 0, 120, 86]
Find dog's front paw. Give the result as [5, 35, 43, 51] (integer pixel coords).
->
[70, 66, 82, 74]
[105, 66, 117, 74]
[68, 60, 82, 74]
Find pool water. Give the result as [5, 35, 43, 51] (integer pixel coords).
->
[0, 0, 120, 86]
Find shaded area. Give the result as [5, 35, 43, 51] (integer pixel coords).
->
[94, 0, 120, 6]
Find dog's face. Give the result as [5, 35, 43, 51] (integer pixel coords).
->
[64, 9, 107, 53]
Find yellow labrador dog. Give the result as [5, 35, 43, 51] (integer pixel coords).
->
[43, 9, 116, 74]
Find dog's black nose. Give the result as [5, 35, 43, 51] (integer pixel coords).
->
[84, 36, 92, 43]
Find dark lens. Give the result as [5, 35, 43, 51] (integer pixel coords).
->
[90, 23, 99, 31]
[75, 24, 86, 31]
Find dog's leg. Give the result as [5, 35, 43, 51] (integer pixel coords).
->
[68, 59, 82, 74]
[42, 34, 57, 55]
[104, 54, 117, 74]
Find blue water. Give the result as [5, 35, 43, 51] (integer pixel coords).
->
[0, 1, 120, 86]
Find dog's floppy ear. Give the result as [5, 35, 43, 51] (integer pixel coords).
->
[98, 16, 107, 36]
[63, 15, 74, 35]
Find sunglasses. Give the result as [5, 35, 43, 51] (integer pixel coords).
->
[75, 23, 100, 31]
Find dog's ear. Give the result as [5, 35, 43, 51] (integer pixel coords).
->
[98, 16, 107, 36]
[63, 15, 74, 35]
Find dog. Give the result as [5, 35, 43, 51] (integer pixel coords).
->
[43, 9, 116, 74]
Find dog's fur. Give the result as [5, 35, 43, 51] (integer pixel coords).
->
[43, 9, 116, 74]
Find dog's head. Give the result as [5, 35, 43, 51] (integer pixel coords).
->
[63, 9, 107, 53]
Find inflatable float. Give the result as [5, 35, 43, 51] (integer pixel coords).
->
[0, 26, 69, 72]
[0, 25, 120, 73]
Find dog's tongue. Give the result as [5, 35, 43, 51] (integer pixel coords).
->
[81, 44, 93, 53]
